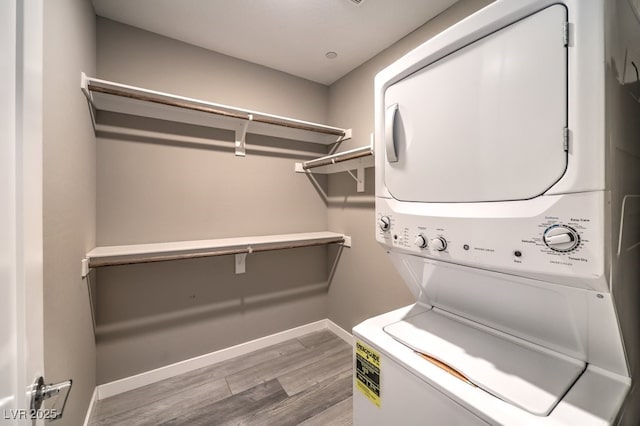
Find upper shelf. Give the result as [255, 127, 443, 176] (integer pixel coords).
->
[80, 73, 351, 155]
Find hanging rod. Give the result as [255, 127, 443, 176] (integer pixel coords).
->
[88, 236, 347, 268]
[88, 85, 248, 121]
[87, 83, 347, 138]
[301, 145, 373, 170]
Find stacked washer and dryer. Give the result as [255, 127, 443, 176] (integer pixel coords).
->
[353, 0, 640, 424]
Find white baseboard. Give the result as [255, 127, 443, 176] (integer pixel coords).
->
[327, 319, 354, 345]
[82, 387, 98, 426]
[95, 318, 351, 401]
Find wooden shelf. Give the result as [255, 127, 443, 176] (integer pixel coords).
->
[84, 231, 350, 272]
[80, 73, 351, 155]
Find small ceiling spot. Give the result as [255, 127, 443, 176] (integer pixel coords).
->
[349, 0, 365, 5]
[325, 51, 338, 59]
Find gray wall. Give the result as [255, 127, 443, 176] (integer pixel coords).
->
[43, 0, 97, 424]
[326, 0, 493, 331]
[95, 19, 333, 383]
[90, 0, 492, 386]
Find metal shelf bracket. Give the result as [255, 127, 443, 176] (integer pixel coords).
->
[235, 252, 248, 274]
[337, 128, 352, 143]
[235, 114, 252, 157]
[81, 258, 90, 278]
[295, 132, 373, 192]
[347, 167, 366, 192]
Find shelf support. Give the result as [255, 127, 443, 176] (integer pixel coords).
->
[81, 259, 96, 334]
[294, 136, 372, 192]
[338, 128, 352, 143]
[81, 258, 90, 278]
[235, 252, 248, 274]
[347, 167, 366, 192]
[357, 167, 365, 193]
[235, 114, 252, 157]
[80, 73, 98, 131]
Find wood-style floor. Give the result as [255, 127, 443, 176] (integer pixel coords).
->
[89, 330, 354, 425]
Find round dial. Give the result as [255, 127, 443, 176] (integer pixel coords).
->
[430, 237, 447, 251]
[543, 225, 580, 252]
[378, 216, 391, 232]
[415, 235, 427, 249]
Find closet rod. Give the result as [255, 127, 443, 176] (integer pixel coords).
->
[87, 85, 347, 137]
[87, 236, 346, 269]
[302, 147, 373, 170]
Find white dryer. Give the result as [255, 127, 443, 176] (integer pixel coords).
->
[354, 0, 640, 424]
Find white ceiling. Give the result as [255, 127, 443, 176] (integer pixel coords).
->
[91, 0, 457, 85]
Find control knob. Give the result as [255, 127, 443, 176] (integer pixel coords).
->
[378, 216, 391, 232]
[414, 234, 427, 249]
[430, 237, 447, 251]
[543, 225, 580, 252]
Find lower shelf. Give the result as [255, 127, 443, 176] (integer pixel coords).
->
[81, 232, 351, 334]
[83, 231, 351, 274]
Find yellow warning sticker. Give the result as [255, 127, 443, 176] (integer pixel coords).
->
[355, 340, 381, 407]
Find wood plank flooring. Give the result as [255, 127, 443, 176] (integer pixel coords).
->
[90, 330, 353, 425]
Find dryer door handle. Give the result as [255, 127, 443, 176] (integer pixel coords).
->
[385, 103, 399, 163]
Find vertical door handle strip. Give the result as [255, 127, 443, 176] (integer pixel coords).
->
[385, 103, 399, 163]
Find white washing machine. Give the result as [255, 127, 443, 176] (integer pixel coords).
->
[354, 0, 640, 424]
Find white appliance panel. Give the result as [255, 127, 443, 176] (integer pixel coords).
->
[376, 191, 605, 291]
[363, 0, 637, 423]
[353, 306, 630, 426]
[384, 308, 585, 416]
[353, 339, 489, 426]
[384, 5, 568, 203]
[385, 253, 629, 377]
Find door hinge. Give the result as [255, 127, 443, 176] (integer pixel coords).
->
[563, 21, 569, 46]
[563, 127, 569, 151]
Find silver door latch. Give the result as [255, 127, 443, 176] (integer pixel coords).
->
[30, 376, 72, 421]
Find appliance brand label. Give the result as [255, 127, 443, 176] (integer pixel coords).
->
[473, 247, 495, 252]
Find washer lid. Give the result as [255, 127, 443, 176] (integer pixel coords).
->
[384, 308, 585, 416]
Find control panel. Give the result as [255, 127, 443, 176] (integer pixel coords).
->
[375, 192, 605, 288]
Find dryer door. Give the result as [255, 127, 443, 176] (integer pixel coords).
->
[384, 4, 567, 203]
